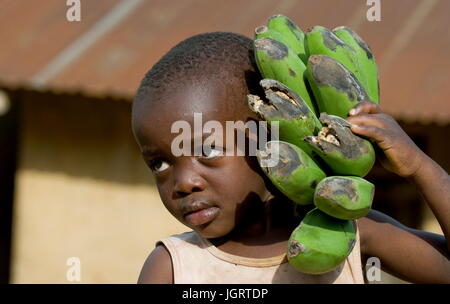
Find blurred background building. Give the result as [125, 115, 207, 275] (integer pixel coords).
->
[0, 0, 448, 283]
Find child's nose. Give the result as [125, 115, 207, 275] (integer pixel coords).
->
[173, 165, 206, 196]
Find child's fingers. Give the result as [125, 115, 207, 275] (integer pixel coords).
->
[348, 101, 381, 116]
[349, 124, 388, 145]
[346, 113, 388, 130]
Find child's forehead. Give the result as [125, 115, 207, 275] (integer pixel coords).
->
[142, 79, 254, 122]
[133, 82, 262, 152]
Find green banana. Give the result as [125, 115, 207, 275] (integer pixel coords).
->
[305, 26, 368, 94]
[254, 25, 295, 55]
[287, 208, 356, 274]
[266, 14, 308, 64]
[314, 176, 374, 220]
[304, 113, 375, 177]
[247, 78, 321, 156]
[255, 141, 326, 205]
[306, 54, 370, 118]
[254, 37, 318, 116]
[333, 26, 380, 104]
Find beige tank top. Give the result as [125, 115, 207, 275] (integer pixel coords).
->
[157, 223, 365, 284]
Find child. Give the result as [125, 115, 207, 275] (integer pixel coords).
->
[131, 32, 450, 284]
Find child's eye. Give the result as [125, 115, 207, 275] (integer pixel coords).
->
[201, 147, 223, 159]
[148, 159, 170, 173]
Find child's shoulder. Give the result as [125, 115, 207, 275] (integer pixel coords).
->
[137, 243, 173, 284]
[137, 231, 199, 284]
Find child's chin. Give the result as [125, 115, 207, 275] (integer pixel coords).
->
[194, 223, 232, 240]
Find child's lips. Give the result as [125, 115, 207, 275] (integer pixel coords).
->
[184, 207, 220, 226]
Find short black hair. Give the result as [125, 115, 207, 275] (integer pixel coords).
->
[134, 32, 262, 103]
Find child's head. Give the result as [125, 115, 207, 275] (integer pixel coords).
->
[132, 32, 290, 239]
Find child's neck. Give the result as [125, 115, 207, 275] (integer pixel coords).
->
[211, 225, 293, 259]
[208, 198, 307, 259]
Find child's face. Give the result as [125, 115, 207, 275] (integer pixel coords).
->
[132, 80, 274, 239]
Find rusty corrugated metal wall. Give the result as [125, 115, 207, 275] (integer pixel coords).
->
[0, 0, 449, 123]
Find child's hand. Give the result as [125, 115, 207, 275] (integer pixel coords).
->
[346, 101, 426, 178]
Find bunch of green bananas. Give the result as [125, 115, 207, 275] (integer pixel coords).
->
[248, 14, 379, 275]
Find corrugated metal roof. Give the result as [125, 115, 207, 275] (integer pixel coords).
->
[0, 0, 449, 123]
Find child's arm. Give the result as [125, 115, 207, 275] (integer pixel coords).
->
[346, 101, 450, 283]
[137, 245, 173, 284]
